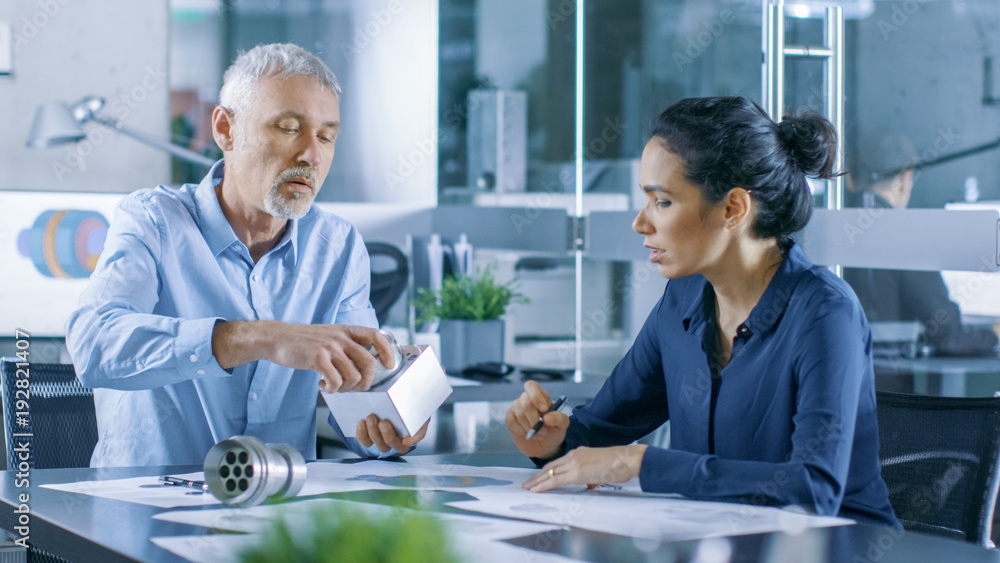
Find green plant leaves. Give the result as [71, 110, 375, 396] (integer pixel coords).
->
[237, 501, 459, 563]
[413, 265, 529, 324]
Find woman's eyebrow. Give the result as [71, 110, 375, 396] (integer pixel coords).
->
[642, 185, 672, 194]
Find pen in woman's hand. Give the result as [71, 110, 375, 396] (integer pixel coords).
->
[525, 395, 567, 440]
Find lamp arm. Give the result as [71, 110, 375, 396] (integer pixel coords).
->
[89, 113, 217, 168]
[884, 137, 1000, 178]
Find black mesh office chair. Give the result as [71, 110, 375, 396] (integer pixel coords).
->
[0, 359, 98, 469]
[876, 391, 1000, 545]
[366, 242, 409, 326]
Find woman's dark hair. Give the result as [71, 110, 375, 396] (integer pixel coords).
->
[649, 96, 838, 252]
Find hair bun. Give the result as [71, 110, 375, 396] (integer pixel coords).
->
[776, 112, 838, 179]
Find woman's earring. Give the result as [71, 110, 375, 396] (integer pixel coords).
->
[727, 220, 736, 228]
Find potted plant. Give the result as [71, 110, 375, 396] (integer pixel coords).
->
[414, 265, 528, 374]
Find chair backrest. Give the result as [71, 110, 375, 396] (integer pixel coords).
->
[876, 390, 1000, 545]
[366, 242, 409, 326]
[0, 359, 98, 470]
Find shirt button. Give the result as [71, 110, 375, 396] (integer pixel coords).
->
[136, 361, 143, 370]
[251, 274, 260, 282]
[189, 354, 198, 362]
[197, 369, 205, 375]
[251, 393, 258, 401]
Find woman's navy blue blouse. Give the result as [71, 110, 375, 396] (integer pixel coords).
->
[565, 243, 899, 526]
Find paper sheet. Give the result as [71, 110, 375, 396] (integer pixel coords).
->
[304, 459, 539, 494]
[306, 459, 644, 495]
[39, 460, 642, 508]
[150, 535, 251, 563]
[151, 534, 584, 563]
[447, 490, 852, 543]
[152, 497, 574, 563]
[41, 471, 221, 509]
[154, 497, 562, 541]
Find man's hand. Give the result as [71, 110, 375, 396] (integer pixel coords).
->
[522, 444, 647, 493]
[356, 415, 429, 455]
[212, 321, 395, 392]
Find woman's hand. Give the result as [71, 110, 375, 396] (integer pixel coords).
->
[506, 381, 570, 459]
[523, 444, 648, 493]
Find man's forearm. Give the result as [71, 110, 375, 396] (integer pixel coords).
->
[212, 320, 274, 369]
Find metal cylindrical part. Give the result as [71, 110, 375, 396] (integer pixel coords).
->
[203, 436, 307, 507]
[370, 330, 405, 387]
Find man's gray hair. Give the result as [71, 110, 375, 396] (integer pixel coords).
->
[219, 43, 341, 144]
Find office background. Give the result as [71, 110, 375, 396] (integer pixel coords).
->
[4, 0, 1000, 444]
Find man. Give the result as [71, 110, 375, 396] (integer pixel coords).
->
[844, 133, 1000, 361]
[66, 43, 426, 467]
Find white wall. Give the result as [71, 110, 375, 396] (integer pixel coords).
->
[0, 0, 170, 193]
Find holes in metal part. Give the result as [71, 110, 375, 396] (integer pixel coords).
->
[245, 465, 253, 477]
[238, 451, 249, 464]
[220, 465, 230, 478]
[233, 465, 242, 478]
[225, 479, 236, 492]
[226, 451, 236, 464]
[238, 479, 249, 491]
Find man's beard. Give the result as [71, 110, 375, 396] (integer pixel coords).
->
[264, 167, 318, 219]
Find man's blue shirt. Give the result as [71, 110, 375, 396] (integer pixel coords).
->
[565, 244, 899, 526]
[66, 161, 383, 467]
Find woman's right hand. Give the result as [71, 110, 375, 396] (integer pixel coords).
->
[506, 381, 570, 459]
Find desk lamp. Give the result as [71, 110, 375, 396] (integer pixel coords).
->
[26, 96, 216, 168]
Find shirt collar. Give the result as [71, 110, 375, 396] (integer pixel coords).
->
[194, 160, 238, 258]
[194, 159, 302, 261]
[682, 242, 813, 339]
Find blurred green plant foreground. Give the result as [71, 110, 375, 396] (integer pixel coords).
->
[238, 500, 460, 563]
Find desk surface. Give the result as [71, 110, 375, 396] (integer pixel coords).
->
[445, 372, 607, 403]
[1, 453, 997, 563]
[874, 354, 1000, 374]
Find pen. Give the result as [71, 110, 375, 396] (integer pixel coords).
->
[525, 395, 567, 440]
[159, 475, 209, 492]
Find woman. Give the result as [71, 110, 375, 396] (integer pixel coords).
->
[506, 97, 898, 526]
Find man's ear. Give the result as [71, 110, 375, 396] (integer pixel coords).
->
[212, 106, 236, 152]
[899, 168, 915, 193]
[889, 170, 910, 197]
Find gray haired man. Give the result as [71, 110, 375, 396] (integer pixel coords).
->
[67, 43, 427, 467]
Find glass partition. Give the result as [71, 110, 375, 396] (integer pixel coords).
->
[841, 1, 1000, 397]
[437, 0, 576, 198]
[165, 0, 1000, 386]
[170, 0, 438, 206]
